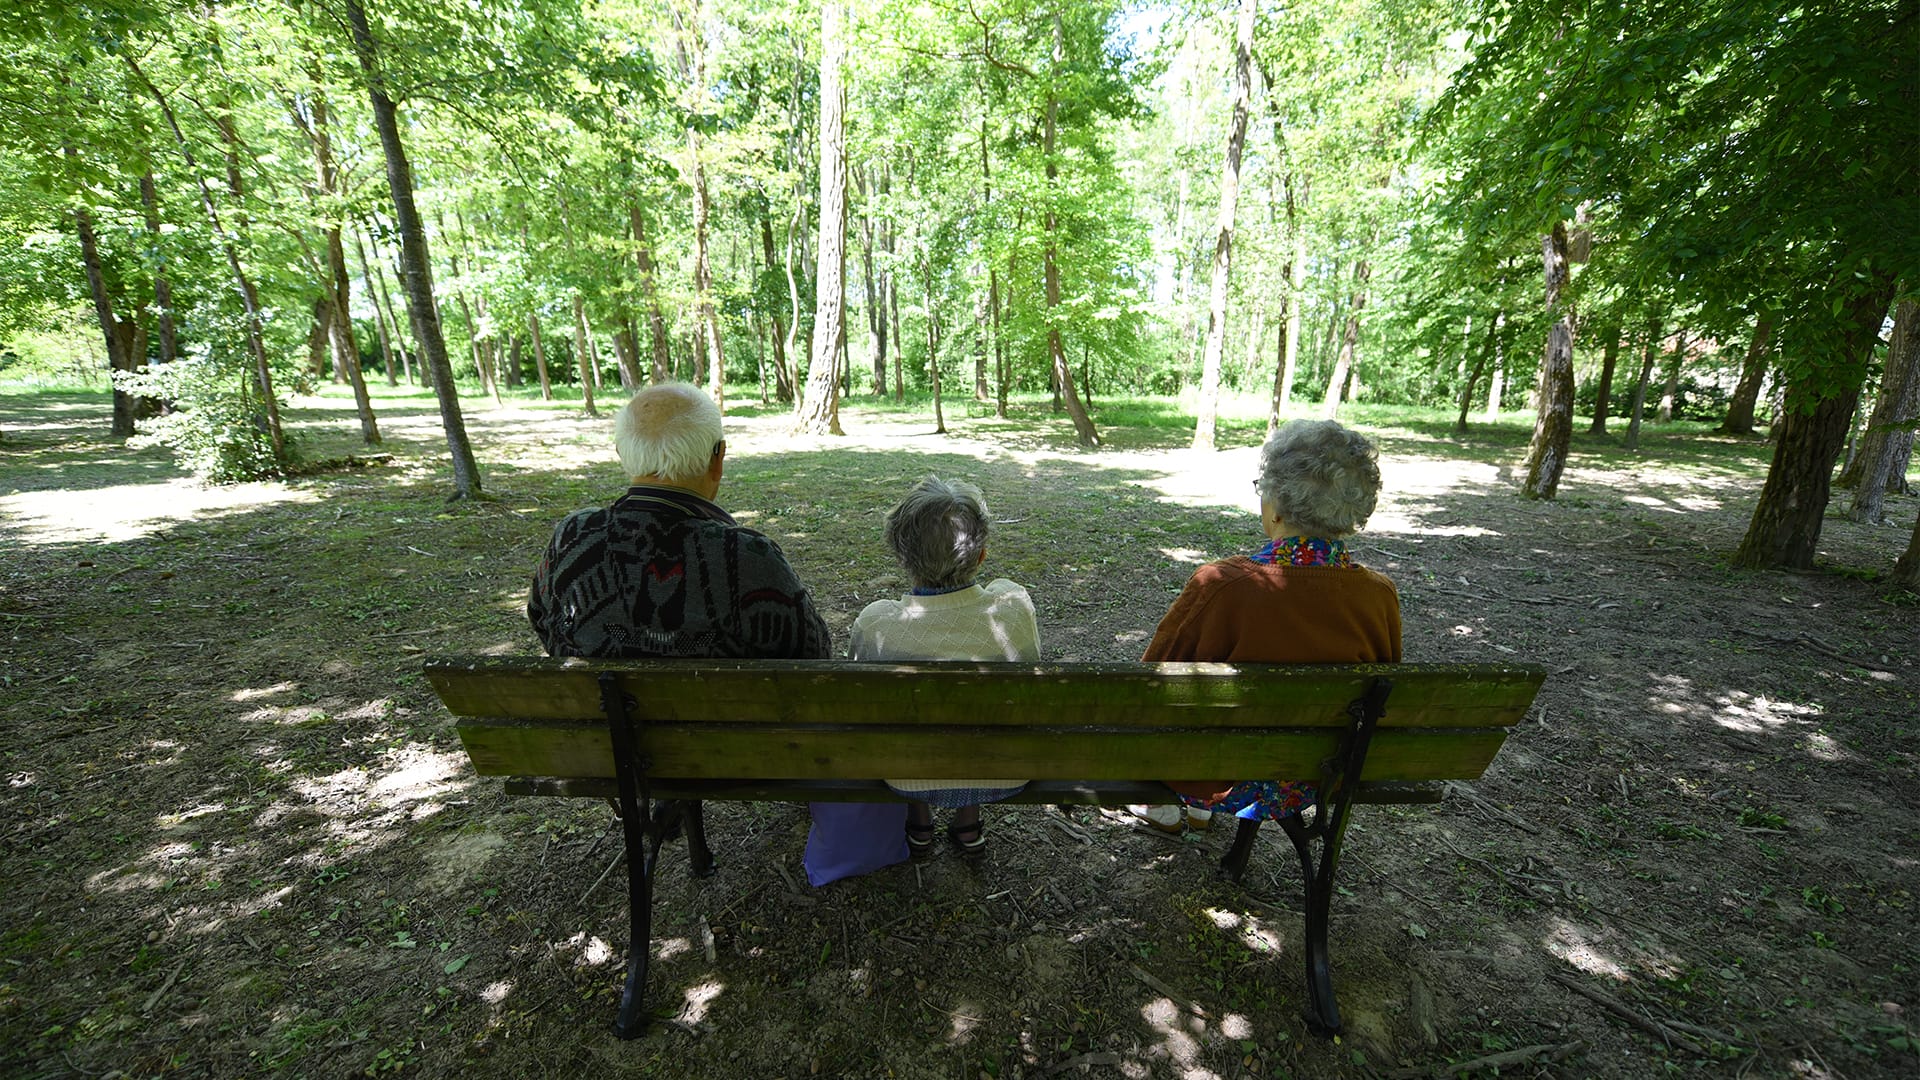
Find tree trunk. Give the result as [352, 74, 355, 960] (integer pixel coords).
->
[1042, 15, 1098, 446]
[71, 193, 141, 437]
[1894, 511, 1920, 588]
[928, 262, 945, 434]
[528, 311, 552, 399]
[572, 293, 599, 417]
[890, 264, 905, 402]
[1268, 181, 1305, 437]
[856, 165, 888, 396]
[304, 85, 379, 441]
[1733, 281, 1895, 569]
[991, 266, 1007, 417]
[306, 297, 334, 379]
[1658, 331, 1686, 424]
[1589, 323, 1621, 435]
[352, 227, 400, 387]
[797, 0, 847, 434]
[1191, 0, 1255, 451]
[757, 206, 794, 399]
[124, 56, 285, 464]
[1455, 312, 1500, 434]
[1845, 297, 1919, 522]
[675, 0, 725, 411]
[1719, 311, 1776, 435]
[1623, 316, 1660, 450]
[136, 170, 178, 373]
[1320, 261, 1371, 419]
[1523, 222, 1578, 499]
[364, 225, 415, 384]
[348, 0, 480, 497]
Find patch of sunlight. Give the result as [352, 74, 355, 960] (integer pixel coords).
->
[8, 771, 35, 788]
[565, 934, 615, 968]
[1161, 547, 1211, 565]
[85, 867, 168, 893]
[1711, 691, 1822, 734]
[1543, 919, 1627, 980]
[945, 999, 986, 1044]
[1139, 998, 1210, 1075]
[159, 802, 226, 828]
[1204, 908, 1240, 930]
[0, 480, 319, 544]
[232, 682, 297, 702]
[1239, 916, 1282, 955]
[1417, 524, 1500, 537]
[232, 885, 295, 919]
[1450, 624, 1477, 637]
[654, 937, 691, 962]
[481, 980, 515, 1005]
[680, 980, 725, 1025]
[1219, 1014, 1253, 1039]
[1802, 731, 1849, 762]
[367, 749, 463, 803]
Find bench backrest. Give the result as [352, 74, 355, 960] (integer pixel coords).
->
[425, 658, 1545, 785]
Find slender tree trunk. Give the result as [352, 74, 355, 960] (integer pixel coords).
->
[1845, 297, 1919, 522]
[890, 264, 905, 402]
[301, 85, 380, 441]
[927, 262, 945, 434]
[797, 0, 847, 434]
[1042, 15, 1098, 446]
[1320, 261, 1371, 419]
[757, 207, 794, 399]
[1456, 312, 1500, 434]
[125, 56, 285, 464]
[364, 224, 414, 385]
[1523, 222, 1578, 499]
[136, 170, 178, 373]
[1719, 311, 1776, 435]
[71, 189, 141, 437]
[674, 0, 725, 410]
[1894, 511, 1920, 588]
[351, 227, 400, 387]
[527, 311, 553, 400]
[1733, 281, 1895, 569]
[347, 0, 480, 497]
[856, 165, 888, 396]
[1658, 331, 1686, 423]
[1589, 323, 1622, 435]
[1624, 316, 1660, 451]
[1191, 0, 1255, 451]
[572, 293, 599, 417]
[990, 267, 1007, 418]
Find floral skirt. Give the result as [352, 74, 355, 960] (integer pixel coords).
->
[1176, 780, 1315, 822]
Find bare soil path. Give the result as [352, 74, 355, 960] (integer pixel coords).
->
[2, 388, 1914, 1079]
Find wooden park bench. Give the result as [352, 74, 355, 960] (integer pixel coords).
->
[424, 657, 1545, 1040]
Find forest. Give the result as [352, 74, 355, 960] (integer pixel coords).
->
[2, 2, 1918, 1078]
[3, 0, 1915, 575]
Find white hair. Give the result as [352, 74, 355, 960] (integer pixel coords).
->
[613, 382, 723, 482]
[1255, 420, 1381, 537]
[885, 476, 991, 589]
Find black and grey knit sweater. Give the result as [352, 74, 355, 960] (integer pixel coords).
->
[527, 485, 831, 660]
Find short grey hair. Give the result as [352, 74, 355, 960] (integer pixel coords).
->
[1255, 420, 1381, 537]
[885, 476, 990, 590]
[613, 382, 723, 482]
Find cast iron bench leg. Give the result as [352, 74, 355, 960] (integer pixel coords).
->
[1281, 812, 1342, 1035]
[1220, 817, 1261, 882]
[682, 799, 716, 878]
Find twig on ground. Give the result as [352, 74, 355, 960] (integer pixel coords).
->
[1442, 781, 1543, 835]
[1128, 963, 1208, 1019]
[1049, 815, 1093, 845]
[697, 915, 716, 963]
[1731, 629, 1894, 673]
[1045, 1051, 1124, 1075]
[581, 850, 622, 904]
[1547, 972, 1708, 1055]
[141, 960, 188, 1014]
[1386, 1040, 1584, 1078]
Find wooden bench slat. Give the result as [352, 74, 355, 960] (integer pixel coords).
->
[426, 658, 1545, 730]
[457, 720, 1510, 783]
[500, 776, 1448, 806]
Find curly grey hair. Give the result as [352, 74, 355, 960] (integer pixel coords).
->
[1255, 420, 1381, 537]
[885, 476, 990, 590]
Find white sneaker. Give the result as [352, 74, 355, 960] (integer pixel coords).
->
[1130, 804, 1185, 833]
[1183, 807, 1213, 830]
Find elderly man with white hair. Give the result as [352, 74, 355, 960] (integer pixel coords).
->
[528, 381, 829, 661]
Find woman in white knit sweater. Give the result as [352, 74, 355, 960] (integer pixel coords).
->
[851, 476, 1040, 854]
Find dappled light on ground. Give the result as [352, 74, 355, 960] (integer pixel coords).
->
[0, 479, 319, 543]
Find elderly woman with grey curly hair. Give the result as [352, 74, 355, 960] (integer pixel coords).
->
[1131, 419, 1402, 833]
[802, 476, 1040, 883]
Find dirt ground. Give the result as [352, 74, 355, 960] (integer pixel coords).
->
[1, 388, 1914, 1080]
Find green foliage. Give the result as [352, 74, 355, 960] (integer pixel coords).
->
[116, 343, 288, 482]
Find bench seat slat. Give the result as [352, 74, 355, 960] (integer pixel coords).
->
[426, 659, 1545, 730]
[499, 776, 1448, 806]
[457, 720, 1510, 783]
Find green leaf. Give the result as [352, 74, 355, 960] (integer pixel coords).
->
[443, 955, 469, 974]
